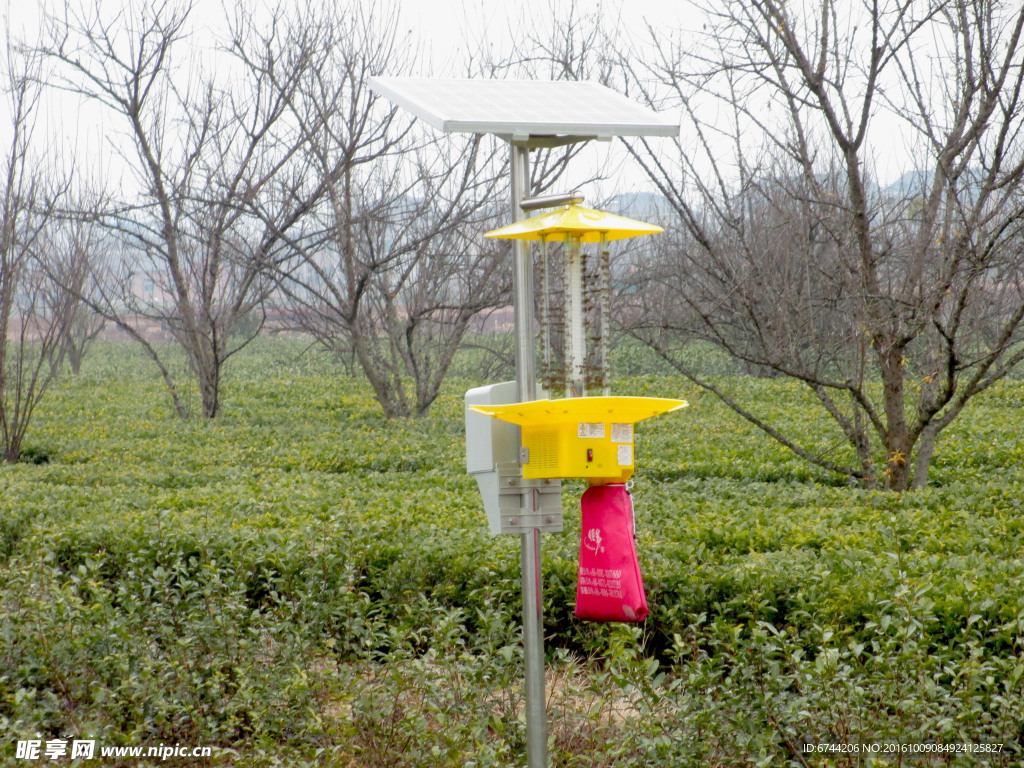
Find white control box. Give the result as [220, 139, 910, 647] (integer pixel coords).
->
[465, 381, 562, 535]
[465, 381, 520, 476]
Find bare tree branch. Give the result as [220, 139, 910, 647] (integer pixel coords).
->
[618, 0, 1024, 490]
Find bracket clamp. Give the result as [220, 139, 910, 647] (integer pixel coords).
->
[495, 462, 563, 534]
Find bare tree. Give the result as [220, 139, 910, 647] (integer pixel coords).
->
[619, 0, 1024, 490]
[276, 149, 510, 417]
[42, 210, 106, 376]
[257, 4, 501, 417]
[41, 0, 327, 418]
[264, 4, 601, 418]
[0, 44, 77, 462]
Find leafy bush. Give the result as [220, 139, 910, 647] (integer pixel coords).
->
[1, 340, 1022, 764]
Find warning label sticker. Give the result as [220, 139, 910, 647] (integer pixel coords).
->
[610, 423, 633, 443]
[577, 422, 606, 439]
[617, 444, 633, 466]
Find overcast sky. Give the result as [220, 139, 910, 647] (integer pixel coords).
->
[392, 0, 696, 198]
[1, 0, 702, 202]
[2, 0, 923, 202]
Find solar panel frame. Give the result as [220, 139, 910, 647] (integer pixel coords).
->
[368, 77, 679, 139]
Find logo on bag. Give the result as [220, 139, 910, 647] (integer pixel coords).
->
[584, 528, 604, 553]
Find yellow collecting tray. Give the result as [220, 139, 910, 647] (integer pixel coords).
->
[469, 396, 686, 425]
[469, 396, 686, 482]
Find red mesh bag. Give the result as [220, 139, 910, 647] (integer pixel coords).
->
[574, 484, 648, 623]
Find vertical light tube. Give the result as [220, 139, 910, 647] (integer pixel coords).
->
[564, 234, 586, 397]
[540, 239, 552, 390]
[599, 236, 611, 396]
[510, 142, 547, 768]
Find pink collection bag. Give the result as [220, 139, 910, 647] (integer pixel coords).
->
[574, 484, 648, 623]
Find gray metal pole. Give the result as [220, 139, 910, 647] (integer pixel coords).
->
[510, 142, 547, 768]
[511, 144, 535, 398]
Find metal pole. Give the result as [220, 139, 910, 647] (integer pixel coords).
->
[511, 144, 535, 400]
[520, 190, 584, 211]
[510, 142, 547, 768]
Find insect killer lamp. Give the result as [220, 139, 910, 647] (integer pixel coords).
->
[469, 395, 686, 484]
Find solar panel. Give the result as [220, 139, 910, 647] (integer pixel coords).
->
[368, 78, 679, 139]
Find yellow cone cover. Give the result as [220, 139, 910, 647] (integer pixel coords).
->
[484, 205, 663, 243]
[469, 396, 686, 426]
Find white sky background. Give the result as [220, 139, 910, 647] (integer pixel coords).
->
[3, 0, 699, 202]
[2, 0, 924, 202]
[397, 0, 700, 200]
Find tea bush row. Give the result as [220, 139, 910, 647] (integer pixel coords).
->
[2, 340, 1023, 764]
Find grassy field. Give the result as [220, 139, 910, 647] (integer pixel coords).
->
[1, 339, 1023, 766]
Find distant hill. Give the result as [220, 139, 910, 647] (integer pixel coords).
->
[607, 192, 674, 221]
[883, 169, 934, 198]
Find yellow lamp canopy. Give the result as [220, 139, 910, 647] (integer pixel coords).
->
[470, 396, 686, 483]
[484, 204, 663, 243]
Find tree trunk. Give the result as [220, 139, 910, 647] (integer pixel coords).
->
[879, 345, 912, 491]
[68, 345, 83, 376]
[352, 326, 410, 419]
[3, 440, 20, 464]
[850, 401, 877, 488]
[911, 424, 939, 490]
[199, 361, 220, 419]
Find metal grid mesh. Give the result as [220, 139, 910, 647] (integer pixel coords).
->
[536, 239, 611, 395]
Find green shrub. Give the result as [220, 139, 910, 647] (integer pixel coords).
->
[1, 340, 1022, 764]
